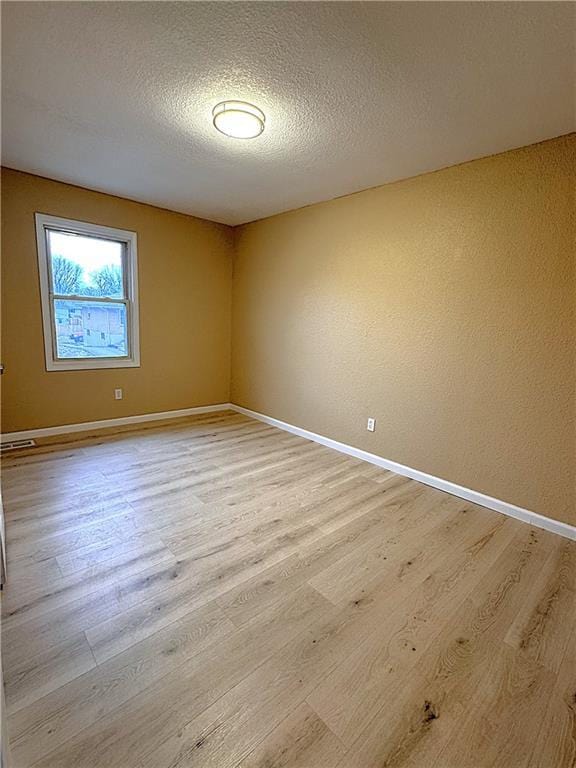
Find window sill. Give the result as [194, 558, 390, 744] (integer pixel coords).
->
[45, 358, 141, 372]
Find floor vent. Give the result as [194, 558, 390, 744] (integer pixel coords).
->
[1, 439, 36, 452]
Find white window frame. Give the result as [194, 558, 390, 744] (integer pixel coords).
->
[35, 213, 140, 371]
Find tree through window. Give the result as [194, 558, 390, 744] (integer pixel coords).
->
[35, 214, 140, 370]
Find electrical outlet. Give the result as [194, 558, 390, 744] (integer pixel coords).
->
[367, 417, 375, 432]
[114, 388, 123, 400]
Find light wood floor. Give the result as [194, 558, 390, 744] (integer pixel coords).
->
[1, 411, 575, 768]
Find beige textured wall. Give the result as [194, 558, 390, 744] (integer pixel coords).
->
[1, 169, 234, 432]
[2, 139, 574, 524]
[232, 135, 576, 525]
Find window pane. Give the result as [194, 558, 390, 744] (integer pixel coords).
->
[54, 299, 128, 358]
[48, 230, 124, 298]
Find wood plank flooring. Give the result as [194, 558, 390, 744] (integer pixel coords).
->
[1, 410, 575, 767]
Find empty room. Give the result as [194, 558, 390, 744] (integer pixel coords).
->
[0, 2, 574, 767]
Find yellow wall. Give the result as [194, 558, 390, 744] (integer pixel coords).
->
[2, 137, 574, 525]
[232, 135, 576, 525]
[1, 169, 234, 431]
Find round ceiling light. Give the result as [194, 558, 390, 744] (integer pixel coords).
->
[212, 101, 265, 139]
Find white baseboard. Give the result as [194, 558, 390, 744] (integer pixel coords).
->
[3, 400, 574, 542]
[1, 403, 233, 442]
[230, 404, 576, 542]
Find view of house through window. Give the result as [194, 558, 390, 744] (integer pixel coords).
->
[53, 298, 128, 358]
[48, 231, 128, 359]
[36, 214, 139, 370]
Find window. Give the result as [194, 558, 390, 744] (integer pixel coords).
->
[35, 214, 140, 371]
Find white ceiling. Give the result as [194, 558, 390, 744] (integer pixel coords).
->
[2, 2, 574, 225]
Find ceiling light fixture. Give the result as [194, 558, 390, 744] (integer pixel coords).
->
[212, 100, 265, 139]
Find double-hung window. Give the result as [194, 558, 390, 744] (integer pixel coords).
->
[35, 214, 140, 371]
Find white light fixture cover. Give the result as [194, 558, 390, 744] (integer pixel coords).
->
[212, 101, 265, 139]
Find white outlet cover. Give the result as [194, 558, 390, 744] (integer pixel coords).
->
[114, 389, 123, 400]
[367, 418, 375, 432]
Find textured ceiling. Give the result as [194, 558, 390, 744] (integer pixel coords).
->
[2, 2, 574, 225]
